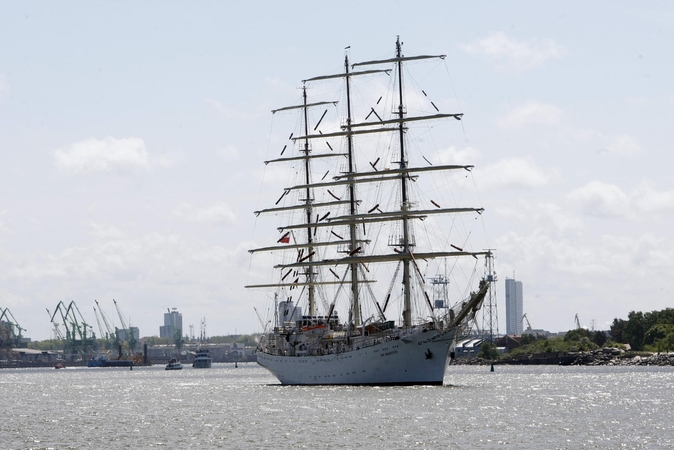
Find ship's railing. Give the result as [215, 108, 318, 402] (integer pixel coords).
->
[258, 323, 444, 357]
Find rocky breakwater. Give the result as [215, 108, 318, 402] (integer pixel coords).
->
[450, 349, 674, 366]
[571, 349, 674, 366]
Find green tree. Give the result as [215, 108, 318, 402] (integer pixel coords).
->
[610, 318, 625, 343]
[520, 333, 544, 346]
[644, 324, 674, 347]
[574, 337, 598, 352]
[564, 328, 592, 342]
[655, 308, 674, 325]
[623, 311, 646, 350]
[591, 330, 607, 347]
[654, 332, 674, 352]
[477, 341, 499, 360]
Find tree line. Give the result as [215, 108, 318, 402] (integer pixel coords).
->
[477, 307, 674, 360]
[609, 308, 674, 352]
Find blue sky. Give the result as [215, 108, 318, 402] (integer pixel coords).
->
[1, 1, 673, 340]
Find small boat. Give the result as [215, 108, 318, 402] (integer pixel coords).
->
[192, 349, 212, 368]
[165, 358, 183, 370]
[54, 362, 65, 369]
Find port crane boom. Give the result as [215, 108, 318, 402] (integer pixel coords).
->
[94, 300, 115, 338]
[93, 307, 106, 341]
[113, 299, 137, 351]
[46, 309, 64, 340]
[522, 313, 533, 334]
[0, 308, 26, 346]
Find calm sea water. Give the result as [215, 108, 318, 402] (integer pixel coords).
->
[1, 363, 672, 449]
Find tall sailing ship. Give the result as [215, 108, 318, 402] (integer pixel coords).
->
[247, 37, 491, 385]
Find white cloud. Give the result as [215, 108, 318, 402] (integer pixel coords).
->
[434, 146, 482, 165]
[479, 157, 560, 190]
[172, 202, 237, 224]
[568, 181, 630, 219]
[90, 222, 126, 240]
[0, 74, 9, 96]
[569, 181, 674, 219]
[154, 152, 184, 168]
[497, 101, 562, 129]
[54, 136, 150, 175]
[600, 135, 643, 156]
[459, 32, 568, 71]
[496, 230, 608, 277]
[216, 145, 239, 162]
[498, 229, 674, 282]
[7, 231, 183, 280]
[633, 183, 674, 213]
[495, 200, 583, 235]
[0, 219, 10, 242]
[205, 99, 265, 120]
[205, 98, 238, 117]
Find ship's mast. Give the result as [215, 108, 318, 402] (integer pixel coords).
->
[344, 53, 361, 327]
[300, 85, 317, 316]
[395, 36, 413, 327]
[248, 40, 492, 331]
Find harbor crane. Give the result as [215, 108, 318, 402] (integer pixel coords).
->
[522, 313, 534, 334]
[49, 301, 96, 355]
[95, 300, 117, 349]
[113, 299, 137, 352]
[93, 307, 106, 341]
[0, 308, 26, 347]
[254, 307, 272, 334]
[46, 309, 65, 340]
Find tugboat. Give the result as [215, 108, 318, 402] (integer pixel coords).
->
[165, 357, 183, 370]
[192, 349, 212, 368]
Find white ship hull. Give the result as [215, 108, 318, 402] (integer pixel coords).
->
[257, 329, 457, 385]
[193, 358, 212, 368]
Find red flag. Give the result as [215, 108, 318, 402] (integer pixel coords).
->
[280, 236, 290, 243]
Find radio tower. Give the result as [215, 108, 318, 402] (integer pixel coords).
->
[481, 250, 499, 342]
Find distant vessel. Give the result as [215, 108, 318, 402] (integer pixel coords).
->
[192, 349, 212, 368]
[247, 37, 490, 385]
[165, 358, 183, 370]
[87, 353, 134, 368]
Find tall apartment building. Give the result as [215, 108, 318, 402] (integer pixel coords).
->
[505, 278, 524, 335]
[160, 308, 183, 339]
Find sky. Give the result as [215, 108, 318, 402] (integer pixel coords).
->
[1, 1, 673, 341]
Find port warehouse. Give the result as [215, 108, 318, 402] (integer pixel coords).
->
[2, 342, 255, 366]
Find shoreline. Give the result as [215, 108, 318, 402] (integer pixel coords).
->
[451, 349, 674, 367]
